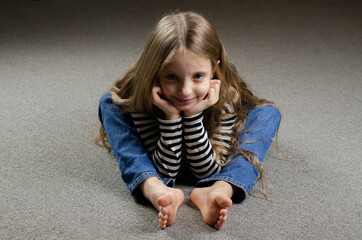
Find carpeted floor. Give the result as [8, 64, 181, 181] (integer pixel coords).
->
[0, 0, 361, 239]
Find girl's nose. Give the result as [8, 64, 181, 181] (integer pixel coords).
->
[179, 80, 192, 97]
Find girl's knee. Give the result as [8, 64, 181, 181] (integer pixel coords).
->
[248, 105, 281, 127]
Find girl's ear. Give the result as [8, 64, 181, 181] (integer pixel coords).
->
[212, 60, 221, 79]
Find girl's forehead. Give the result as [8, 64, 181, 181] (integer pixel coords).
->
[164, 49, 212, 70]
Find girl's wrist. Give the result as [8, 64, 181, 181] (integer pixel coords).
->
[183, 110, 201, 118]
[166, 113, 181, 120]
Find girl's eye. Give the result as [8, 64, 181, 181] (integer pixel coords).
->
[194, 74, 204, 80]
[166, 74, 177, 80]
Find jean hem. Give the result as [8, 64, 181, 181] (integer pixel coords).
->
[128, 172, 160, 193]
[128, 172, 175, 194]
[197, 175, 249, 202]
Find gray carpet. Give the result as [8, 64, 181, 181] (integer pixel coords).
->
[1, 0, 361, 239]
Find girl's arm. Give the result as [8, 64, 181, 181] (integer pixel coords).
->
[149, 117, 183, 178]
[183, 112, 222, 179]
[183, 80, 225, 179]
[98, 93, 174, 194]
[131, 113, 183, 178]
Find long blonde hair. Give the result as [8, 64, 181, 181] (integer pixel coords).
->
[96, 11, 279, 197]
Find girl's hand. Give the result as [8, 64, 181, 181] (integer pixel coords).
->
[184, 79, 221, 117]
[152, 86, 180, 120]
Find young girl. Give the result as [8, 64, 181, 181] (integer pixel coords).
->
[96, 11, 281, 229]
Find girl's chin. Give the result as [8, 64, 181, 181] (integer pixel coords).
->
[175, 104, 196, 113]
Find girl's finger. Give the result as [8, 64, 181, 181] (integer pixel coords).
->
[210, 79, 221, 87]
[210, 88, 219, 105]
[152, 85, 162, 94]
[152, 87, 163, 105]
[208, 87, 215, 100]
[210, 80, 221, 101]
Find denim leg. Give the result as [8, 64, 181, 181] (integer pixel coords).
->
[98, 93, 175, 195]
[197, 105, 281, 202]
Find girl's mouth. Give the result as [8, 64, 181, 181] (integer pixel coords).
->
[175, 97, 195, 105]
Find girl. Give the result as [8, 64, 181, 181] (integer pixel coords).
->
[96, 11, 281, 229]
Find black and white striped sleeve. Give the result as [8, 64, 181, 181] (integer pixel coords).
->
[131, 114, 183, 178]
[153, 117, 183, 178]
[183, 112, 222, 179]
[131, 113, 160, 153]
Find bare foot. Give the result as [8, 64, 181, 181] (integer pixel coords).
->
[157, 188, 184, 229]
[191, 181, 233, 229]
[140, 177, 184, 229]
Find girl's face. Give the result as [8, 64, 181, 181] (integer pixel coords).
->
[158, 49, 214, 112]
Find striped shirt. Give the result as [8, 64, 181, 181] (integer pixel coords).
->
[131, 105, 236, 179]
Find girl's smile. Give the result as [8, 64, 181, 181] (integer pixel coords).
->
[175, 97, 196, 105]
[158, 49, 214, 112]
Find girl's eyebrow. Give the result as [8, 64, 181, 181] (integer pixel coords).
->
[164, 68, 209, 74]
[163, 71, 177, 75]
[194, 70, 208, 73]
[162, 67, 177, 73]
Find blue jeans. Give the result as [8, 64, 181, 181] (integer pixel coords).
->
[98, 92, 281, 202]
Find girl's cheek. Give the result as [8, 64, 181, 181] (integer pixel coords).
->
[199, 83, 210, 96]
[160, 83, 172, 96]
